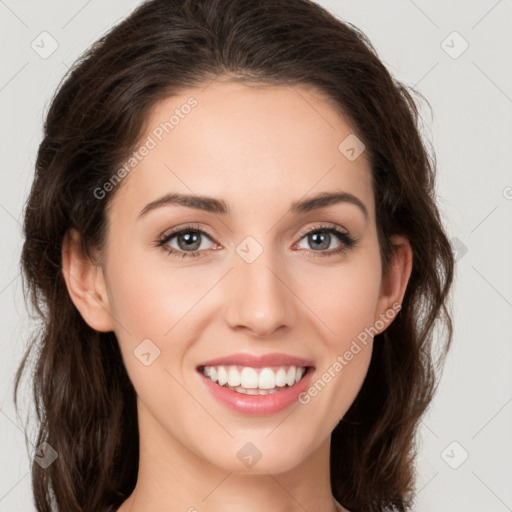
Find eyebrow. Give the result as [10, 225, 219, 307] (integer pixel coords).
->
[138, 190, 368, 220]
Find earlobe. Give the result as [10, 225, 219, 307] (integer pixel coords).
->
[61, 229, 114, 332]
[375, 235, 413, 332]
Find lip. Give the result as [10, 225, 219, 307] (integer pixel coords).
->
[197, 352, 315, 369]
[197, 364, 315, 416]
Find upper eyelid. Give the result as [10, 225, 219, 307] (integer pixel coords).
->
[297, 223, 350, 238]
[159, 224, 216, 244]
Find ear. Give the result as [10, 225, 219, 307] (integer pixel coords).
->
[61, 229, 114, 332]
[374, 235, 413, 332]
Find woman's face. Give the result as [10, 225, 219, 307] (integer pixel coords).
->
[89, 80, 405, 474]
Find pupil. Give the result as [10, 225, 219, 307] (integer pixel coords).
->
[310, 232, 329, 250]
[179, 231, 200, 251]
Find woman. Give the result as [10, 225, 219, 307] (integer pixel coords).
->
[14, 0, 454, 510]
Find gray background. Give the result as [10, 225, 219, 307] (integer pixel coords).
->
[1, 0, 511, 510]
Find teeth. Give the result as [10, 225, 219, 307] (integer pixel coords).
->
[275, 368, 287, 387]
[201, 364, 308, 392]
[286, 366, 296, 386]
[232, 386, 279, 395]
[217, 366, 228, 386]
[258, 367, 276, 389]
[240, 367, 259, 388]
[228, 367, 241, 387]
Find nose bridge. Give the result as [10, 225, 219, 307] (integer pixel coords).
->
[224, 234, 296, 336]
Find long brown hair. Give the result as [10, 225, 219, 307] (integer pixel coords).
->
[14, 0, 454, 510]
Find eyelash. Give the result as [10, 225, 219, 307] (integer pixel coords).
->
[156, 223, 358, 260]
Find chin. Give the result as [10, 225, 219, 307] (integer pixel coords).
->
[196, 436, 315, 476]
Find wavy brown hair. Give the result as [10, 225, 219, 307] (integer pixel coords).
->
[14, 0, 454, 510]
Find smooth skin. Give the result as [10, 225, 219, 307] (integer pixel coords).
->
[62, 78, 412, 512]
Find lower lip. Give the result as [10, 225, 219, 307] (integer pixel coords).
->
[198, 368, 314, 416]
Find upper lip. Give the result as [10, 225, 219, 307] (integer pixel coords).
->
[197, 352, 315, 369]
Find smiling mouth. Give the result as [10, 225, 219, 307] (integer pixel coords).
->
[198, 364, 312, 395]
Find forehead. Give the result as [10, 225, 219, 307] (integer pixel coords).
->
[111, 79, 375, 223]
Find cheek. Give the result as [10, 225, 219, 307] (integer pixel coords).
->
[105, 246, 207, 336]
[292, 250, 381, 417]
[102, 249, 183, 374]
[293, 248, 383, 343]
[104, 260, 205, 416]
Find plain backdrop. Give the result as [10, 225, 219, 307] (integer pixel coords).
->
[1, 1, 511, 511]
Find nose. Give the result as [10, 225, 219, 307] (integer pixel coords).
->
[224, 242, 297, 338]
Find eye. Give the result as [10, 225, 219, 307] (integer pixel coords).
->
[157, 224, 217, 259]
[294, 223, 357, 257]
[156, 222, 357, 260]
